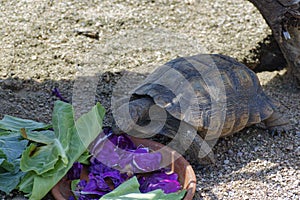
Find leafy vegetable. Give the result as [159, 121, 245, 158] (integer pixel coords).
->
[21, 130, 56, 144]
[90, 128, 162, 173]
[67, 162, 83, 180]
[0, 170, 26, 194]
[0, 115, 51, 132]
[0, 135, 28, 173]
[90, 157, 128, 187]
[139, 169, 181, 194]
[0, 135, 26, 193]
[69, 128, 184, 200]
[0, 101, 105, 200]
[100, 176, 186, 200]
[76, 150, 91, 165]
[20, 141, 68, 175]
[0, 117, 42, 194]
[19, 101, 105, 200]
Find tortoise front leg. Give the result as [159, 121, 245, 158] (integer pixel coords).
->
[168, 121, 215, 165]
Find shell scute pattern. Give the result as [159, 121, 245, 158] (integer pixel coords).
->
[132, 54, 281, 138]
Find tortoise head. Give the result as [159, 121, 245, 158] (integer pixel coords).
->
[112, 96, 167, 138]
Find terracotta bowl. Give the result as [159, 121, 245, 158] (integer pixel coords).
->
[51, 136, 197, 200]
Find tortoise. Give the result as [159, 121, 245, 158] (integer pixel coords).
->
[113, 54, 288, 163]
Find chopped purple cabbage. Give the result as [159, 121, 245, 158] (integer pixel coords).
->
[139, 169, 181, 194]
[89, 157, 127, 188]
[52, 87, 69, 103]
[67, 128, 182, 199]
[89, 127, 162, 173]
[85, 173, 110, 193]
[67, 162, 83, 180]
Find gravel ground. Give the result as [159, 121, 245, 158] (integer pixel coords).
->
[0, 0, 299, 199]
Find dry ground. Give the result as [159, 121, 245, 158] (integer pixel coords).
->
[0, 0, 299, 199]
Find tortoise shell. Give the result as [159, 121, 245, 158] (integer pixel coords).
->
[131, 54, 279, 139]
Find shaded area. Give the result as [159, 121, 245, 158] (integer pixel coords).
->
[248, 0, 300, 84]
[243, 34, 287, 72]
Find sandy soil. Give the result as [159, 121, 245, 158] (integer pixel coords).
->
[0, 0, 299, 199]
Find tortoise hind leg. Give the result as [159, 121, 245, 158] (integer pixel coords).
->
[263, 111, 289, 132]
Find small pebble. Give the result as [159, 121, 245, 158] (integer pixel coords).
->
[31, 55, 37, 60]
[237, 152, 243, 157]
[295, 147, 300, 156]
[224, 159, 230, 165]
[286, 145, 294, 151]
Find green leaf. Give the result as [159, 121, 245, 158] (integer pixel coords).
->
[100, 176, 186, 200]
[22, 130, 56, 144]
[0, 111, 52, 194]
[0, 115, 51, 131]
[23, 101, 105, 200]
[0, 135, 28, 175]
[0, 130, 15, 136]
[101, 176, 140, 199]
[0, 127, 28, 194]
[0, 135, 28, 161]
[73, 103, 106, 149]
[76, 150, 91, 165]
[0, 171, 26, 194]
[52, 101, 75, 150]
[18, 171, 35, 194]
[0, 158, 15, 172]
[20, 141, 66, 175]
[71, 179, 80, 194]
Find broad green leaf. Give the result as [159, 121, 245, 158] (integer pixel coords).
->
[20, 140, 67, 175]
[100, 176, 187, 200]
[0, 158, 14, 172]
[0, 170, 25, 194]
[18, 171, 35, 194]
[52, 101, 74, 150]
[39, 158, 68, 178]
[26, 101, 105, 200]
[101, 176, 140, 199]
[0, 130, 15, 136]
[76, 150, 91, 165]
[74, 103, 105, 149]
[0, 135, 28, 175]
[0, 115, 51, 131]
[22, 130, 56, 144]
[0, 136, 28, 161]
[0, 141, 24, 193]
[20, 101, 74, 176]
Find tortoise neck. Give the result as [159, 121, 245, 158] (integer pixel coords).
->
[129, 96, 155, 123]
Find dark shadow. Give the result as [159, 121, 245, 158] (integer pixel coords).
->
[0, 77, 71, 123]
[243, 34, 287, 72]
[0, 71, 128, 126]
